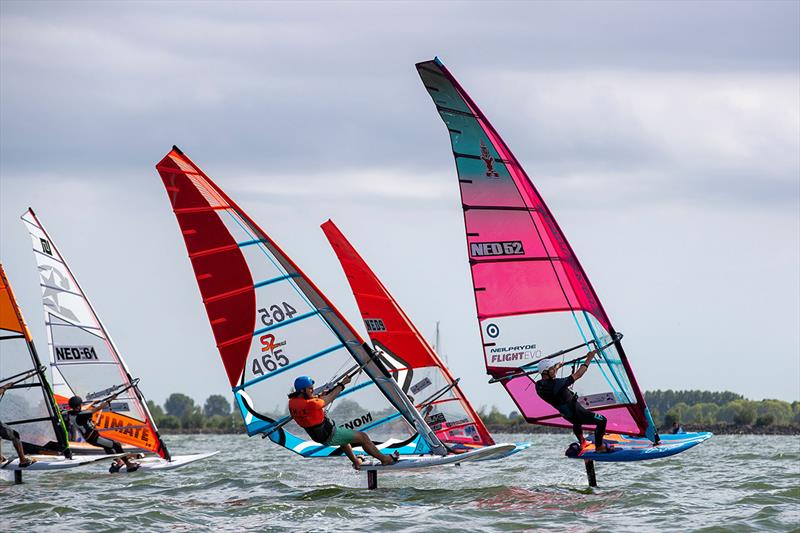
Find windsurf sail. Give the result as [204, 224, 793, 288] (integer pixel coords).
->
[0, 264, 71, 457]
[416, 58, 658, 441]
[21, 208, 170, 459]
[156, 146, 446, 458]
[321, 220, 495, 448]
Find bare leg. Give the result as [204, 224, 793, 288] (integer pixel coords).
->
[351, 432, 396, 465]
[12, 436, 35, 466]
[339, 444, 362, 470]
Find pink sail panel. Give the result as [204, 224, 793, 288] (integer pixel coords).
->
[416, 58, 656, 440]
[321, 220, 495, 447]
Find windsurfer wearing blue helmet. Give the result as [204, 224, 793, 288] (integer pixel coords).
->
[288, 375, 399, 470]
[535, 350, 612, 453]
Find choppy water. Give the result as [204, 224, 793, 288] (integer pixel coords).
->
[2, 434, 798, 532]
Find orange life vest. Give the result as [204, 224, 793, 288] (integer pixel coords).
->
[288, 396, 325, 428]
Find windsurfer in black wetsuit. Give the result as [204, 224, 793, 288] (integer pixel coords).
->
[64, 396, 139, 472]
[535, 350, 612, 452]
[0, 383, 37, 466]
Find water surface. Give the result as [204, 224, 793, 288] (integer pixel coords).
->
[2, 434, 798, 532]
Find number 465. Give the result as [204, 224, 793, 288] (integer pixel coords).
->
[257, 302, 297, 326]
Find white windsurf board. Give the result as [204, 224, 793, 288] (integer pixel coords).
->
[360, 443, 516, 472]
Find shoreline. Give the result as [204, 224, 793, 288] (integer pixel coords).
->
[158, 423, 800, 436]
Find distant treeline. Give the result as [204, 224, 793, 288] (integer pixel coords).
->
[146, 394, 242, 432]
[147, 390, 800, 433]
[479, 390, 800, 431]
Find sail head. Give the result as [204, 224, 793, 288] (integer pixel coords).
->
[157, 147, 445, 457]
[21, 209, 169, 458]
[322, 220, 495, 448]
[417, 58, 656, 440]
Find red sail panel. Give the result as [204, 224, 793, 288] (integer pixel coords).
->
[322, 220, 494, 447]
[416, 58, 656, 440]
[156, 151, 256, 386]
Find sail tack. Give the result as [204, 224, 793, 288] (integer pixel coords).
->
[21, 209, 169, 458]
[321, 220, 495, 448]
[416, 58, 657, 441]
[0, 264, 71, 456]
[156, 147, 446, 457]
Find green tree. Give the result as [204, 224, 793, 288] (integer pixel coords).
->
[755, 414, 775, 427]
[684, 403, 719, 425]
[165, 393, 196, 419]
[665, 402, 689, 425]
[755, 400, 793, 426]
[158, 415, 181, 429]
[181, 407, 204, 429]
[147, 400, 165, 419]
[203, 394, 231, 417]
[718, 399, 756, 425]
[206, 414, 231, 430]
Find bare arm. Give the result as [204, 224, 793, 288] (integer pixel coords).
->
[570, 350, 598, 382]
[87, 399, 111, 414]
[320, 374, 352, 406]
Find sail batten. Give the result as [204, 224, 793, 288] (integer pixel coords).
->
[21, 208, 171, 459]
[322, 220, 496, 448]
[157, 147, 446, 458]
[417, 58, 657, 441]
[0, 264, 72, 457]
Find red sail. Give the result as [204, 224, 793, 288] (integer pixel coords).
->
[322, 220, 494, 447]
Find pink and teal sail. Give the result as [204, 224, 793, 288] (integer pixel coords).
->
[416, 58, 658, 442]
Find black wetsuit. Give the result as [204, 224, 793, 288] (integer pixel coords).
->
[535, 375, 607, 446]
[64, 409, 124, 454]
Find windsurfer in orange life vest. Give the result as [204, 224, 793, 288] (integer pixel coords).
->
[288, 375, 399, 470]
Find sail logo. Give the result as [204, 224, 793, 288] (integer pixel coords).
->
[86, 384, 120, 400]
[55, 345, 98, 361]
[40, 238, 53, 256]
[340, 412, 373, 430]
[426, 412, 446, 426]
[479, 140, 499, 177]
[488, 344, 541, 363]
[470, 241, 524, 257]
[95, 413, 151, 446]
[410, 377, 432, 395]
[486, 323, 500, 338]
[364, 318, 386, 332]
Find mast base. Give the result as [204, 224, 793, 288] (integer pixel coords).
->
[584, 459, 597, 487]
[367, 470, 377, 490]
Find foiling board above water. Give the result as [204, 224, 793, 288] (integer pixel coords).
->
[360, 443, 516, 472]
[567, 432, 712, 462]
[112, 451, 220, 472]
[1, 453, 123, 471]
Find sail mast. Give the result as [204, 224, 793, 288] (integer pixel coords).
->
[0, 264, 71, 457]
[21, 208, 171, 458]
[416, 58, 657, 441]
[157, 147, 446, 456]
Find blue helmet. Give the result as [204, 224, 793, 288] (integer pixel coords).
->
[294, 376, 314, 391]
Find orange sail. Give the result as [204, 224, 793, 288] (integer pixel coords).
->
[0, 264, 71, 456]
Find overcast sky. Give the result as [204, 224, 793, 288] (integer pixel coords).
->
[1, 1, 798, 412]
